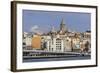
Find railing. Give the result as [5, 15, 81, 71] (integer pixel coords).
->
[23, 49, 90, 58]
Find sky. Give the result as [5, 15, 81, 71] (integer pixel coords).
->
[23, 10, 91, 34]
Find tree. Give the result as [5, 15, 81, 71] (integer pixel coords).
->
[84, 41, 89, 52]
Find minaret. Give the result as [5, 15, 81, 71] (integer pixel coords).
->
[51, 25, 55, 33]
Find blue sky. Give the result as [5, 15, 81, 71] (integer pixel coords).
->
[23, 10, 91, 33]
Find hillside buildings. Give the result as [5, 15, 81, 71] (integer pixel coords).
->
[23, 19, 91, 53]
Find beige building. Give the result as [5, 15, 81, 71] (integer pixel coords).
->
[31, 35, 41, 49]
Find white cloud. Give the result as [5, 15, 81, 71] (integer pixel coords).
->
[30, 25, 42, 34]
[31, 25, 39, 31]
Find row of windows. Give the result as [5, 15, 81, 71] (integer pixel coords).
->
[56, 42, 61, 43]
[56, 48, 61, 50]
[56, 44, 61, 45]
[56, 46, 61, 48]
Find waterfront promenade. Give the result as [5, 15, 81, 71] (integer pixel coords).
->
[23, 50, 91, 62]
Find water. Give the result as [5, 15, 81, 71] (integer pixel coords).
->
[23, 55, 91, 62]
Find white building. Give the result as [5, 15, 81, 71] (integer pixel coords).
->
[44, 36, 64, 52]
[23, 32, 33, 50]
[41, 35, 73, 52]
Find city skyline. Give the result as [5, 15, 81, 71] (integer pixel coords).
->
[23, 10, 91, 62]
[23, 10, 91, 34]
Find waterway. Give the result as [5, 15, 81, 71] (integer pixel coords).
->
[23, 55, 90, 62]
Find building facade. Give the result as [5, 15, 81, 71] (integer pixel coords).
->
[31, 35, 41, 49]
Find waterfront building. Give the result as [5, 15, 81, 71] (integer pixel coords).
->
[31, 35, 42, 49]
[45, 36, 64, 52]
[23, 32, 33, 50]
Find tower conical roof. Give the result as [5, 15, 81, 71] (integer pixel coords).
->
[60, 19, 66, 31]
[61, 18, 64, 25]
